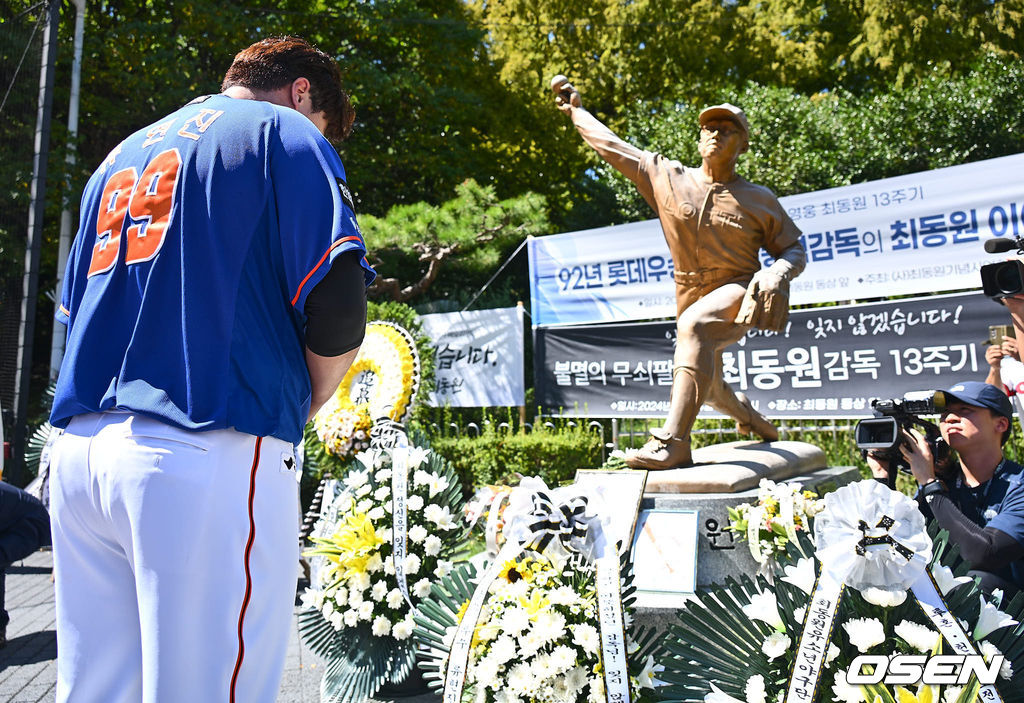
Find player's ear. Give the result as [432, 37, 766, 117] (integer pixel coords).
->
[290, 77, 312, 110]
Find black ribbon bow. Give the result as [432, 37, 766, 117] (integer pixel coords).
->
[856, 514, 915, 561]
[524, 491, 589, 554]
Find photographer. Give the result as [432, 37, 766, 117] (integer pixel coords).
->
[866, 382, 1024, 597]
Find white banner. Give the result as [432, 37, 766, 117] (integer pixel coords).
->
[421, 306, 525, 407]
[528, 153, 1024, 326]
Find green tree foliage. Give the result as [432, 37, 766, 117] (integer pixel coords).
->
[360, 178, 547, 306]
[598, 57, 1024, 222]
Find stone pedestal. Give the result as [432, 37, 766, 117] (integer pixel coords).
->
[633, 453, 860, 613]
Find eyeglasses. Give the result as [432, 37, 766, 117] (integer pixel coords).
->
[700, 123, 740, 136]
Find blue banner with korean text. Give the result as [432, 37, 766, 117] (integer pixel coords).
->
[535, 292, 1006, 418]
[528, 153, 1024, 326]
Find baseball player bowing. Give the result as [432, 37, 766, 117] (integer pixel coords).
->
[48, 36, 373, 703]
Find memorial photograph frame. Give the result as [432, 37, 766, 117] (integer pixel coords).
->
[630, 508, 700, 605]
[572, 468, 647, 548]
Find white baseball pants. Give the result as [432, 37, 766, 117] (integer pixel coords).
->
[49, 412, 300, 703]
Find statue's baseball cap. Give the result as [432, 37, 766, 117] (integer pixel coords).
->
[941, 381, 1014, 418]
[698, 103, 750, 137]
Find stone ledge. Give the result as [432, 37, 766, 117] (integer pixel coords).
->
[643, 440, 827, 494]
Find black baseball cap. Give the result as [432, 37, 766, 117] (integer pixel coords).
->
[941, 381, 1014, 419]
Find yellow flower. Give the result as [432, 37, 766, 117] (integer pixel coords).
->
[306, 510, 384, 582]
[894, 684, 938, 703]
[803, 490, 818, 500]
[519, 590, 550, 620]
[455, 599, 470, 624]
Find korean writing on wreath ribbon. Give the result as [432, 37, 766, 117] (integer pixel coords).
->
[441, 480, 630, 703]
[785, 481, 1004, 703]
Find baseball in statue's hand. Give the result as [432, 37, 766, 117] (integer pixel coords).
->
[550, 74, 580, 112]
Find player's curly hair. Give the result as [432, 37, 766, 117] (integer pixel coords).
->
[221, 36, 355, 143]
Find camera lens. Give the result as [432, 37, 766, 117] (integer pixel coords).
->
[995, 262, 1024, 295]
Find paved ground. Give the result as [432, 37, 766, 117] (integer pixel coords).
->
[0, 550, 438, 703]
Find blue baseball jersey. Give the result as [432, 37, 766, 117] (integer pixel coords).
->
[52, 94, 375, 444]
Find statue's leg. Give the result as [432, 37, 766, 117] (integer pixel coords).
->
[705, 355, 779, 442]
[625, 283, 747, 470]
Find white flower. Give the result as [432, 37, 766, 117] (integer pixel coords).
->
[358, 601, 374, 621]
[781, 558, 816, 595]
[518, 629, 545, 657]
[434, 559, 453, 578]
[329, 611, 344, 630]
[472, 657, 500, 689]
[507, 663, 535, 694]
[386, 588, 405, 609]
[842, 617, 885, 652]
[408, 525, 428, 543]
[549, 644, 576, 674]
[861, 587, 907, 608]
[348, 588, 364, 607]
[383, 557, 396, 575]
[587, 675, 605, 703]
[894, 620, 939, 653]
[941, 687, 964, 703]
[368, 506, 386, 521]
[533, 610, 567, 643]
[495, 689, 521, 703]
[413, 578, 432, 598]
[979, 640, 1014, 679]
[831, 674, 863, 703]
[391, 618, 414, 640]
[501, 606, 530, 635]
[365, 554, 383, 574]
[570, 623, 600, 654]
[424, 535, 442, 556]
[407, 494, 424, 511]
[742, 591, 784, 631]
[371, 581, 388, 601]
[425, 472, 449, 498]
[374, 468, 392, 482]
[564, 667, 588, 696]
[637, 654, 665, 690]
[356, 498, 372, 513]
[372, 614, 391, 636]
[826, 643, 840, 665]
[356, 485, 372, 498]
[424, 503, 456, 530]
[490, 635, 517, 665]
[374, 486, 390, 502]
[353, 572, 371, 591]
[548, 585, 579, 606]
[343, 469, 369, 490]
[761, 632, 790, 660]
[322, 600, 335, 619]
[931, 565, 972, 595]
[745, 674, 767, 703]
[343, 609, 359, 627]
[703, 683, 745, 703]
[974, 594, 1019, 639]
[379, 527, 393, 543]
[413, 469, 431, 487]
[404, 553, 421, 575]
[407, 446, 430, 468]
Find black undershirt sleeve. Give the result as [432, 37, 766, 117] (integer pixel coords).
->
[924, 492, 1024, 571]
[303, 251, 367, 356]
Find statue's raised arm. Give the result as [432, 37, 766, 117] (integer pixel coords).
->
[550, 74, 651, 202]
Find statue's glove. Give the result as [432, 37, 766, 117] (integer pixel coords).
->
[736, 260, 795, 332]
